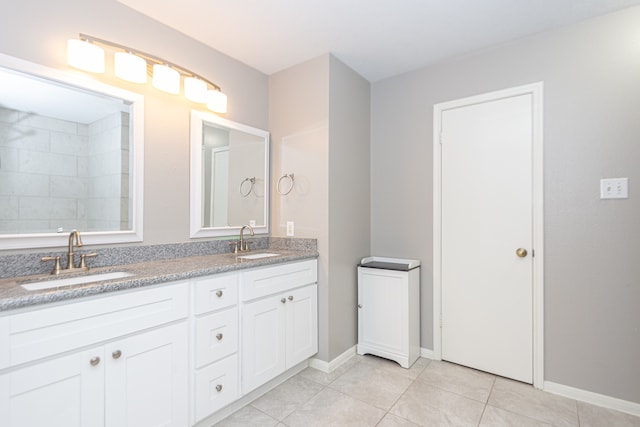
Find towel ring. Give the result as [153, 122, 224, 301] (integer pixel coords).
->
[239, 177, 255, 197]
[277, 173, 294, 195]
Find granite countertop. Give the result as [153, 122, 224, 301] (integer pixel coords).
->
[0, 249, 318, 312]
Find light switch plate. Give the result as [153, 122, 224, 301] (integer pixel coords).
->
[286, 221, 295, 236]
[600, 178, 628, 199]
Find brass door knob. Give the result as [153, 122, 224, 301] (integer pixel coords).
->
[516, 248, 528, 258]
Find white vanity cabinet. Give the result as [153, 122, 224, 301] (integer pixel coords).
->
[240, 259, 318, 393]
[190, 273, 239, 423]
[0, 282, 189, 427]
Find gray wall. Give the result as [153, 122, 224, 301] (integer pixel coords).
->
[0, 0, 268, 249]
[327, 56, 371, 360]
[371, 7, 640, 403]
[270, 55, 370, 361]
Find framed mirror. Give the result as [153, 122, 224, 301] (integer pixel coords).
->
[0, 53, 144, 249]
[190, 110, 269, 238]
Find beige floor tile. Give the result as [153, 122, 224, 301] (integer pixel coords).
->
[282, 387, 386, 427]
[297, 356, 361, 386]
[250, 375, 324, 420]
[480, 405, 556, 426]
[329, 359, 414, 410]
[214, 405, 278, 426]
[577, 401, 640, 427]
[377, 413, 421, 426]
[487, 378, 578, 427]
[390, 379, 486, 426]
[418, 360, 495, 403]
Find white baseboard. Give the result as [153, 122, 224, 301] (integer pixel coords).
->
[309, 345, 357, 373]
[420, 347, 435, 360]
[544, 381, 640, 417]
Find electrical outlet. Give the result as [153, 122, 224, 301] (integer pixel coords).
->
[600, 178, 629, 199]
[286, 221, 295, 236]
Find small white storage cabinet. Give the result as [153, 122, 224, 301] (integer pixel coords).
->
[240, 259, 318, 393]
[357, 257, 420, 368]
[0, 282, 189, 427]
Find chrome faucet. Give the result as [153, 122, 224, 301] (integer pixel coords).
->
[238, 224, 254, 252]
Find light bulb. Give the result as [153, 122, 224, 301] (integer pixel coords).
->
[152, 64, 180, 94]
[114, 52, 147, 84]
[67, 39, 105, 73]
[184, 77, 207, 103]
[206, 89, 228, 114]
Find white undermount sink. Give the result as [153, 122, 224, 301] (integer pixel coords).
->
[20, 271, 134, 291]
[236, 252, 280, 260]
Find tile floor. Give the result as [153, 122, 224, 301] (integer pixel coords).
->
[215, 354, 640, 426]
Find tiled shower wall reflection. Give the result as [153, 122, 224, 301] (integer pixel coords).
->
[0, 107, 129, 233]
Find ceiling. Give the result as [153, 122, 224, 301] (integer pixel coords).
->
[118, 0, 640, 82]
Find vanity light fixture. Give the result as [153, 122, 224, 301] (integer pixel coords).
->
[67, 33, 227, 113]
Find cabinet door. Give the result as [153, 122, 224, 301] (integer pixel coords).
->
[105, 322, 188, 427]
[286, 284, 318, 367]
[241, 296, 286, 393]
[358, 269, 408, 354]
[0, 347, 104, 427]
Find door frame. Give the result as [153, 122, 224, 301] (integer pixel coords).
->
[432, 82, 544, 388]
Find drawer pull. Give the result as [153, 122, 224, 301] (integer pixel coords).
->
[90, 356, 101, 366]
[112, 350, 122, 359]
[216, 384, 223, 392]
[216, 290, 223, 298]
[216, 333, 223, 341]
[280, 298, 286, 304]
[288, 295, 294, 301]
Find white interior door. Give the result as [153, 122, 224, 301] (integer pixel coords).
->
[440, 92, 534, 383]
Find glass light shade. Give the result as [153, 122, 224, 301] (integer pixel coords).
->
[152, 64, 180, 94]
[206, 89, 228, 114]
[67, 39, 105, 73]
[184, 77, 207, 103]
[114, 52, 147, 83]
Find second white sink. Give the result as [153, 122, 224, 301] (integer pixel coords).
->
[237, 253, 280, 260]
[21, 271, 134, 291]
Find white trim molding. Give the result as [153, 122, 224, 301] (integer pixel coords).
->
[432, 82, 545, 388]
[544, 381, 640, 417]
[309, 345, 357, 373]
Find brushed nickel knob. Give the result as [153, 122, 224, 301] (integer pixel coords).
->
[216, 384, 223, 392]
[281, 298, 286, 304]
[288, 296, 294, 301]
[216, 333, 223, 341]
[357, 304, 362, 309]
[90, 356, 101, 366]
[516, 248, 528, 258]
[112, 350, 122, 359]
[216, 290, 223, 298]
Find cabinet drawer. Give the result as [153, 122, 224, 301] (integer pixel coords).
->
[241, 259, 317, 301]
[192, 273, 238, 315]
[6, 282, 188, 367]
[194, 355, 238, 422]
[195, 308, 238, 368]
